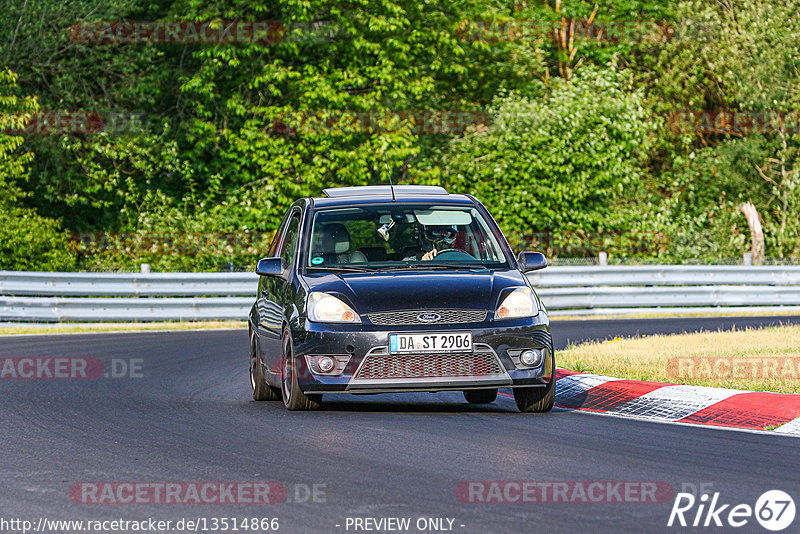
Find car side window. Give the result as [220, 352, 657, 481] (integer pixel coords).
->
[278, 213, 301, 268]
[267, 210, 292, 257]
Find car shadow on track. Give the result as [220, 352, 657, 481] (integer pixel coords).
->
[243, 390, 567, 415]
[316, 400, 513, 413]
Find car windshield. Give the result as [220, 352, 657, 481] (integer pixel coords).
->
[307, 204, 509, 269]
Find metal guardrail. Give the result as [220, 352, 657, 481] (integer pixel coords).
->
[0, 296, 253, 322]
[527, 265, 800, 287]
[2, 266, 800, 322]
[0, 271, 254, 297]
[529, 265, 800, 315]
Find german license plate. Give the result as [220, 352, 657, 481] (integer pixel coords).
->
[389, 332, 473, 354]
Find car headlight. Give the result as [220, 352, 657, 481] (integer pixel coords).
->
[308, 292, 361, 323]
[495, 287, 539, 319]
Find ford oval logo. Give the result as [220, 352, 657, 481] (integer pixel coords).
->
[417, 312, 441, 323]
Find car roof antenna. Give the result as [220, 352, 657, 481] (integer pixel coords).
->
[383, 154, 396, 202]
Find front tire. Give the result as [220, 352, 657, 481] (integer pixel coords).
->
[513, 353, 556, 413]
[280, 328, 322, 411]
[464, 389, 498, 404]
[250, 328, 280, 401]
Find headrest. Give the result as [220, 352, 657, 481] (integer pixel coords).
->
[319, 223, 350, 255]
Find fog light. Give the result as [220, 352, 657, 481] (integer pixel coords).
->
[520, 349, 544, 367]
[318, 356, 336, 373]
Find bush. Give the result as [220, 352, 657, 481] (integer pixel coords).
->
[443, 64, 654, 249]
[0, 206, 75, 271]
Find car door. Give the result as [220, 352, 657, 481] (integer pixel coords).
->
[256, 208, 303, 381]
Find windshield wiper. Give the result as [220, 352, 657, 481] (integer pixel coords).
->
[306, 266, 378, 273]
[383, 263, 488, 271]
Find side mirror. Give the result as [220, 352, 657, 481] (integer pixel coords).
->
[517, 251, 547, 273]
[255, 257, 287, 277]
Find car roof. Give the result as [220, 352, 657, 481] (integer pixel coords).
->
[310, 185, 476, 209]
[322, 185, 450, 197]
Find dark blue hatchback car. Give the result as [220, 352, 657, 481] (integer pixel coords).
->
[248, 185, 554, 411]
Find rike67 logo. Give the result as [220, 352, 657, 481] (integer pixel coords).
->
[668, 490, 796, 531]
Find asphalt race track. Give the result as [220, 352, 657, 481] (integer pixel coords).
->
[2, 316, 800, 534]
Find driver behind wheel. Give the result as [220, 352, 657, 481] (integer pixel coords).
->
[404, 224, 458, 261]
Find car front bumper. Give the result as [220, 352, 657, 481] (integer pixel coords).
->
[291, 317, 554, 395]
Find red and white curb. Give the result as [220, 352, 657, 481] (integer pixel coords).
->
[550, 369, 800, 436]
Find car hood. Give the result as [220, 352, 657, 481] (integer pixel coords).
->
[302, 269, 529, 315]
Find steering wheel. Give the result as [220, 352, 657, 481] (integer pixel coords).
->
[433, 248, 475, 261]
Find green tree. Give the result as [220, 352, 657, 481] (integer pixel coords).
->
[0, 66, 75, 270]
[639, 0, 800, 259]
[443, 64, 653, 249]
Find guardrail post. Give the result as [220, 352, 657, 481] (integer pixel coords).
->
[140, 264, 151, 273]
[598, 251, 608, 266]
[743, 253, 752, 266]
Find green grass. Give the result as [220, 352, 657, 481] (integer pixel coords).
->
[558, 325, 800, 394]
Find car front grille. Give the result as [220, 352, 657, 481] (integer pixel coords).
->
[353, 347, 504, 380]
[366, 309, 487, 326]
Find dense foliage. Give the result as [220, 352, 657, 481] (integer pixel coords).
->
[444, 65, 653, 247]
[0, 68, 75, 270]
[0, 0, 798, 269]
